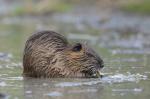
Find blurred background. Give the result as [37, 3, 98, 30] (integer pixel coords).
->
[0, 0, 150, 99]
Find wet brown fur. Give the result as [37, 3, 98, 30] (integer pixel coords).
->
[23, 31, 104, 78]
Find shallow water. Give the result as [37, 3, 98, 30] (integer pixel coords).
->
[0, 0, 150, 99]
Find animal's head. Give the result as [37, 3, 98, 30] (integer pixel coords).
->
[64, 43, 104, 78]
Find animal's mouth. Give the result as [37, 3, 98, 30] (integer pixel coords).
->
[81, 69, 103, 78]
[80, 63, 104, 78]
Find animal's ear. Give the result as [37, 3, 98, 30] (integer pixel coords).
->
[72, 43, 82, 52]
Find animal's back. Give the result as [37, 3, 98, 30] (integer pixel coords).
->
[23, 31, 68, 77]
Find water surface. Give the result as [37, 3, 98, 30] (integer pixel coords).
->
[0, 0, 150, 99]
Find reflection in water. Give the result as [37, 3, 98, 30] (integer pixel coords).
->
[23, 78, 104, 99]
[22, 73, 148, 99]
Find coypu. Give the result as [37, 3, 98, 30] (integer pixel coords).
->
[23, 31, 104, 78]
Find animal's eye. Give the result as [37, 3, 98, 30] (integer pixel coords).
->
[72, 43, 82, 52]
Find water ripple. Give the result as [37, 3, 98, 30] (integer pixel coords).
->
[44, 92, 63, 97]
[102, 73, 147, 83]
[55, 73, 147, 87]
[0, 52, 12, 62]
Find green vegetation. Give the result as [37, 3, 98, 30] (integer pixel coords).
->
[12, 0, 72, 16]
[122, 0, 150, 14]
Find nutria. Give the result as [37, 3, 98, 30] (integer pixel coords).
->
[23, 31, 104, 78]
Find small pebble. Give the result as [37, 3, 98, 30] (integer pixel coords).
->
[0, 93, 6, 99]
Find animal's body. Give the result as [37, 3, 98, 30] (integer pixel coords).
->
[23, 31, 104, 78]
